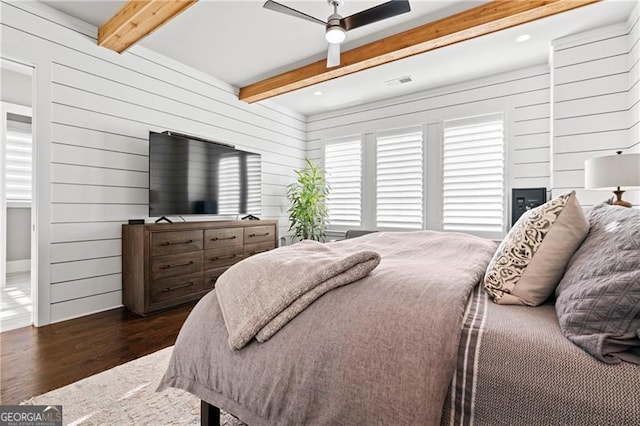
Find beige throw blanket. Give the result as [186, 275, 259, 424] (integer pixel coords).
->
[216, 240, 381, 350]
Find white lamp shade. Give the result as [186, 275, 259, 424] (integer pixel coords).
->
[585, 153, 640, 190]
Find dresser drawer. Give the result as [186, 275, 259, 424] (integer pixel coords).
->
[204, 266, 229, 290]
[151, 252, 203, 280]
[204, 247, 243, 270]
[151, 230, 203, 256]
[150, 272, 203, 303]
[244, 225, 275, 244]
[204, 228, 243, 250]
[244, 241, 275, 258]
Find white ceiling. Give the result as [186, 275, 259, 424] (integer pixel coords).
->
[41, 0, 636, 116]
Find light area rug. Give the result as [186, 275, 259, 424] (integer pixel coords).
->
[23, 346, 245, 425]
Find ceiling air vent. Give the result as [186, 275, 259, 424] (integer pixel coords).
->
[385, 76, 413, 87]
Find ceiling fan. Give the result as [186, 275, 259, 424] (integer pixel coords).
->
[263, 0, 411, 68]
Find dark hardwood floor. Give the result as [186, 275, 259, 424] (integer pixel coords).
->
[0, 303, 195, 404]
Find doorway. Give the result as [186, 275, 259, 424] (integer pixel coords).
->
[1, 59, 34, 331]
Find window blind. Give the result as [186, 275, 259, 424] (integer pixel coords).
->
[5, 118, 32, 203]
[376, 127, 423, 229]
[442, 113, 505, 236]
[325, 137, 361, 228]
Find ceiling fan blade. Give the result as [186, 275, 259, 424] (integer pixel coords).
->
[341, 0, 411, 31]
[263, 0, 326, 25]
[327, 43, 341, 68]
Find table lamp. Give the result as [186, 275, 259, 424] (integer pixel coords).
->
[584, 151, 640, 207]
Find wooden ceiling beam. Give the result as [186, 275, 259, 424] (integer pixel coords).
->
[98, 0, 197, 53]
[239, 0, 599, 103]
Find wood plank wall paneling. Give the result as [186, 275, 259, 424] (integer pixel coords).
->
[628, 5, 640, 154]
[551, 8, 640, 207]
[307, 70, 550, 135]
[1, 1, 305, 324]
[305, 64, 553, 201]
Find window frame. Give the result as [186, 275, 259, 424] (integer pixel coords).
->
[323, 134, 364, 232]
[319, 105, 512, 240]
[441, 112, 508, 240]
[374, 125, 425, 231]
[2, 102, 33, 209]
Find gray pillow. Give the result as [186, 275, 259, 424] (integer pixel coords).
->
[556, 204, 640, 364]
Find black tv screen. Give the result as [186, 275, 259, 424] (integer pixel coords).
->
[149, 131, 261, 217]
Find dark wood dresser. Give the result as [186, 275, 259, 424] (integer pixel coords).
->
[122, 220, 278, 316]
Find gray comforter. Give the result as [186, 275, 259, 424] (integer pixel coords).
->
[158, 231, 496, 425]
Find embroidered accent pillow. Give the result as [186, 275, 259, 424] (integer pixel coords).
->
[483, 191, 589, 306]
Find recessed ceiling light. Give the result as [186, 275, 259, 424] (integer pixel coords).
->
[516, 34, 531, 43]
[314, 91, 323, 96]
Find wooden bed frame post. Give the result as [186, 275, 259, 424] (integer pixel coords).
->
[200, 400, 220, 426]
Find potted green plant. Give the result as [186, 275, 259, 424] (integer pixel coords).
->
[287, 159, 330, 242]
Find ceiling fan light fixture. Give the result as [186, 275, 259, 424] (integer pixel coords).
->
[325, 25, 346, 44]
[264, 0, 412, 70]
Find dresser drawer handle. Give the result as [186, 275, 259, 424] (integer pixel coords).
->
[162, 281, 194, 292]
[162, 239, 193, 246]
[211, 236, 237, 241]
[248, 232, 270, 237]
[250, 249, 269, 255]
[162, 260, 194, 269]
[211, 254, 238, 261]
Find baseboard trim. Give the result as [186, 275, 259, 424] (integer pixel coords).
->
[6, 259, 31, 273]
[48, 304, 125, 326]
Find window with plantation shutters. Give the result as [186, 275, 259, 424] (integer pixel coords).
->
[325, 137, 361, 228]
[376, 127, 423, 229]
[5, 113, 32, 204]
[442, 113, 505, 238]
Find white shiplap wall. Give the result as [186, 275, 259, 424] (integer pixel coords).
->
[1, 1, 305, 324]
[631, 6, 640, 156]
[306, 64, 551, 230]
[551, 8, 639, 207]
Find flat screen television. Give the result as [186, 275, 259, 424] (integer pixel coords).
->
[149, 131, 261, 217]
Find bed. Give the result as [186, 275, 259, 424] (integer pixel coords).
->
[158, 202, 640, 426]
[441, 286, 639, 425]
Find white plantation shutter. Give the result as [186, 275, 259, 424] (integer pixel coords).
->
[325, 137, 362, 228]
[443, 113, 505, 237]
[5, 116, 32, 203]
[376, 127, 423, 229]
